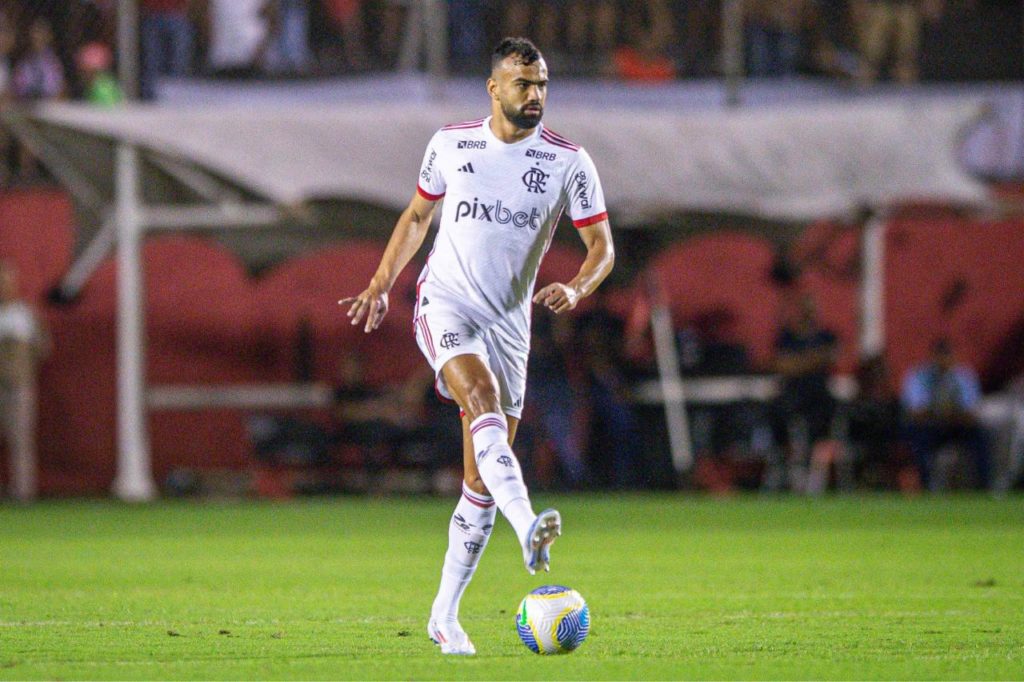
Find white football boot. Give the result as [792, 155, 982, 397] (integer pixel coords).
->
[427, 617, 476, 655]
[523, 508, 561, 575]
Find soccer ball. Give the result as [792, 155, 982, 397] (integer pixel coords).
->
[515, 585, 590, 654]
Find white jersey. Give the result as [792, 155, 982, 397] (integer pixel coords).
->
[414, 116, 607, 337]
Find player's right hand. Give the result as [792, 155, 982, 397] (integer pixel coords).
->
[338, 286, 389, 333]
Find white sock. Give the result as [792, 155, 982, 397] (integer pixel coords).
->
[469, 412, 536, 545]
[431, 483, 497, 623]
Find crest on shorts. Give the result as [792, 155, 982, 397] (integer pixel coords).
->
[440, 330, 460, 349]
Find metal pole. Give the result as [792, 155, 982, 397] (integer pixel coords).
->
[721, 0, 744, 107]
[859, 210, 887, 358]
[649, 297, 694, 473]
[112, 143, 156, 501]
[117, 0, 139, 100]
[424, 0, 449, 101]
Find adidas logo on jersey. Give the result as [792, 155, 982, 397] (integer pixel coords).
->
[458, 163, 475, 173]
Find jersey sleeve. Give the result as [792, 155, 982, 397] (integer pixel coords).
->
[416, 132, 446, 201]
[565, 148, 608, 229]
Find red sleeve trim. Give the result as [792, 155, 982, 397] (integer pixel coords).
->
[572, 211, 608, 229]
[417, 185, 445, 201]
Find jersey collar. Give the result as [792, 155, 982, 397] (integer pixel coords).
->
[482, 115, 542, 148]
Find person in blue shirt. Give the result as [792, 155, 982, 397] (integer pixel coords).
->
[901, 338, 991, 490]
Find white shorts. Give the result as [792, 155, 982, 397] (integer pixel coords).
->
[413, 284, 528, 419]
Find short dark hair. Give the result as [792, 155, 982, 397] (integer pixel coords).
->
[491, 37, 542, 71]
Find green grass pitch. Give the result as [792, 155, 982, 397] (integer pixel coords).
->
[1, 495, 1022, 680]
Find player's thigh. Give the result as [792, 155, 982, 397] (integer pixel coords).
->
[415, 307, 492, 406]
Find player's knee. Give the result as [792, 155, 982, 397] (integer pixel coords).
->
[463, 377, 501, 419]
[463, 475, 489, 496]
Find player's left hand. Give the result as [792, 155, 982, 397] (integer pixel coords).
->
[533, 283, 579, 314]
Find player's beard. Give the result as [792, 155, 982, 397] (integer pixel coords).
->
[503, 100, 543, 129]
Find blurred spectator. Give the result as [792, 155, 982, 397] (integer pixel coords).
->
[857, 0, 943, 84]
[744, 0, 806, 77]
[607, 0, 677, 82]
[503, 1, 561, 60]
[318, 0, 368, 72]
[845, 354, 903, 488]
[577, 295, 643, 489]
[203, 0, 270, 76]
[372, 0, 407, 69]
[448, 0, 487, 72]
[140, 0, 195, 99]
[526, 310, 588, 488]
[263, 0, 314, 75]
[803, 0, 862, 79]
[12, 17, 65, 100]
[12, 16, 64, 182]
[0, 260, 50, 502]
[901, 338, 991, 491]
[0, 11, 14, 185]
[330, 353, 446, 483]
[675, 0, 719, 77]
[75, 41, 122, 106]
[772, 292, 838, 491]
[564, 0, 617, 61]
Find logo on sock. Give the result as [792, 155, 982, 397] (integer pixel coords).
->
[482, 523, 493, 535]
[496, 454, 514, 468]
[463, 541, 483, 554]
[452, 513, 472, 532]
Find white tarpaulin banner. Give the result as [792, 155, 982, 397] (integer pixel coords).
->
[31, 98, 987, 222]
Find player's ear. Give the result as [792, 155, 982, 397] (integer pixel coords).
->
[486, 77, 498, 101]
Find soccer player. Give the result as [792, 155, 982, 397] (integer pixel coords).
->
[340, 37, 614, 655]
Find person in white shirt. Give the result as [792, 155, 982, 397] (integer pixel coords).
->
[0, 261, 49, 502]
[341, 37, 614, 655]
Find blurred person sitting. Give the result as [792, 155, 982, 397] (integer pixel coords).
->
[857, 0, 943, 85]
[75, 42, 122, 106]
[901, 338, 991, 491]
[845, 354, 903, 489]
[525, 308, 588, 489]
[140, 0, 195, 100]
[330, 353, 451, 483]
[772, 292, 838, 492]
[0, 260, 50, 502]
[577, 292, 644, 489]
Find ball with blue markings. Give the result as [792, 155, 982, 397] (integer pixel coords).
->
[515, 585, 590, 654]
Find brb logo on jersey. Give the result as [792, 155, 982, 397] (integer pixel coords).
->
[526, 149, 557, 161]
[522, 167, 549, 194]
[458, 140, 487, 149]
[454, 197, 541, 231]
